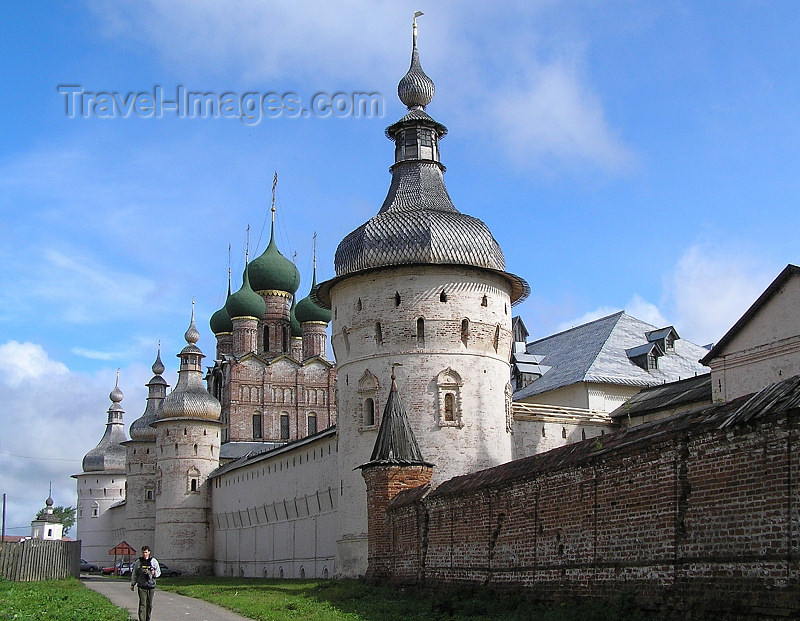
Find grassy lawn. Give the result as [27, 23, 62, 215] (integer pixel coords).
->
[0, 577, 129, 621]
[159, 577, 655, 621]
[0, 576, 655, 620]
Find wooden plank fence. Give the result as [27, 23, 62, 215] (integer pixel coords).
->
[0, 539, 80, 581]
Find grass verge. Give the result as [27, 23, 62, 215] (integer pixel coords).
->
[159, 577, 655, 621]
[0, 577, 129, 621]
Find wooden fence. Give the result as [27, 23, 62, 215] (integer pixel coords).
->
[0, 539, 80, 581]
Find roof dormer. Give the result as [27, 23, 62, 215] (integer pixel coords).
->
[646, 326, 680, 353]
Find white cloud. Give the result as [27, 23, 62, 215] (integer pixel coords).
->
[665, 245, 779, 346]
[491, 61, 634, 173]
[625, 294, 668, 329]
[0, 341, 150, 536]
[0, 341, 69, 387]
[86, 2, 633, 174]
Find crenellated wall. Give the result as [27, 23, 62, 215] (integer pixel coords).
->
[376, 392, 800, 618]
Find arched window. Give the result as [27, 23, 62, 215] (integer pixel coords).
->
[461, 318, 470, 347]
[308, 413, 317, 436]
[375, 322, 383, 345]
[357, 298, 362, 312]
[253, 413, 262, 439]
[358, 369, 379, 429]
[394, 292, 401, 307]
[481, 294, 488, 307]
[187, 466, 200, 493]
[264, 329, 270, 352]
[91, 502, 99, 518]
[417, 318, 425, 347]
[280, 413, 290, 440]
[436, 368, 463, 427]
[440, 290, 447, 302]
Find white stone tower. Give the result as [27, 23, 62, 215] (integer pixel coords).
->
[73, 374, 128, 565]
[315, 16, 529, 577]
[31, 491, 64, 540]
[154, 306, 222, 575]
[123, 347, 168, 553]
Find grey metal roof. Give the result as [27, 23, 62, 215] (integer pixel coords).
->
[82, 388, 128, 473]
[316, 29, 529, 309]
[609, 374, 711, 420]
[130, 351, 169, 441]
[362, 376, 432, 467]
[646, 326, 678, 342]
[625, 341, 660, 359]
[514, 311, 710, 400]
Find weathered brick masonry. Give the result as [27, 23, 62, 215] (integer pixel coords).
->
[378, 377, 800, 618]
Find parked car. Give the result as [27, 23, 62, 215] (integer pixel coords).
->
[158, 563, 181, 577]
[102, 561, 131, 575]
[80, 559, 99, 573]
[118, 562, 134, 576]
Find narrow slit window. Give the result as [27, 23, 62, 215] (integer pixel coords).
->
[461, 319, 470, 347]
[417, 318, 425, 347]
[280, 414, 290, 440]
[364, 398, 375, 426]
[394, 292, 401, 307]
[440, 290, 448, 302]
[481, 294, 488, 307]
[375, 322, 383, 345]
[444, 393, 455, 422]
[493, 325, 500, 352]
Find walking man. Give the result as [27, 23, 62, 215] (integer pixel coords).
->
[130, 545, 161, 621]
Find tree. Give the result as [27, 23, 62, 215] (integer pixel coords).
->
[36, 505, 76, 536]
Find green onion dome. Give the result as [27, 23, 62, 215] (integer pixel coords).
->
[226, 263, 266, 320]
[248, 223, 301, 294]
[295, 267, 332, 324]
[209, 278, 233, 335]
[290, 296, 303, 337]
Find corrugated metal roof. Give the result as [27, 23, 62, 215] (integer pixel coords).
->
[514, 312, 709, 399]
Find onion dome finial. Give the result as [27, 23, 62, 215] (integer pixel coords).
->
[210, 267, 234, 335]
[152, 342, 165, 375]
[398, 12, 435, 110]
[109, 369, 123, 403]
[248, 173, 301, 294]
[185, 299, 200, 344]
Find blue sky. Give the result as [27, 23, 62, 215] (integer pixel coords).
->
[1, 1, 798, 536]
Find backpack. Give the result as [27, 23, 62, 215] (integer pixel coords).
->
[137, 559, 156, 589]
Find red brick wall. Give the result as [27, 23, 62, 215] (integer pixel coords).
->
[362, 464, 432, 583]
[375, 410, 800, 618]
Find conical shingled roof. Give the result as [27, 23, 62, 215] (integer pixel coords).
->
[159, 309, 221, 421]
[315, 21, 529, 308]
[364, 373, 431, 466]
[129, 348, 169, 441]
[82, 376, 128, 472]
